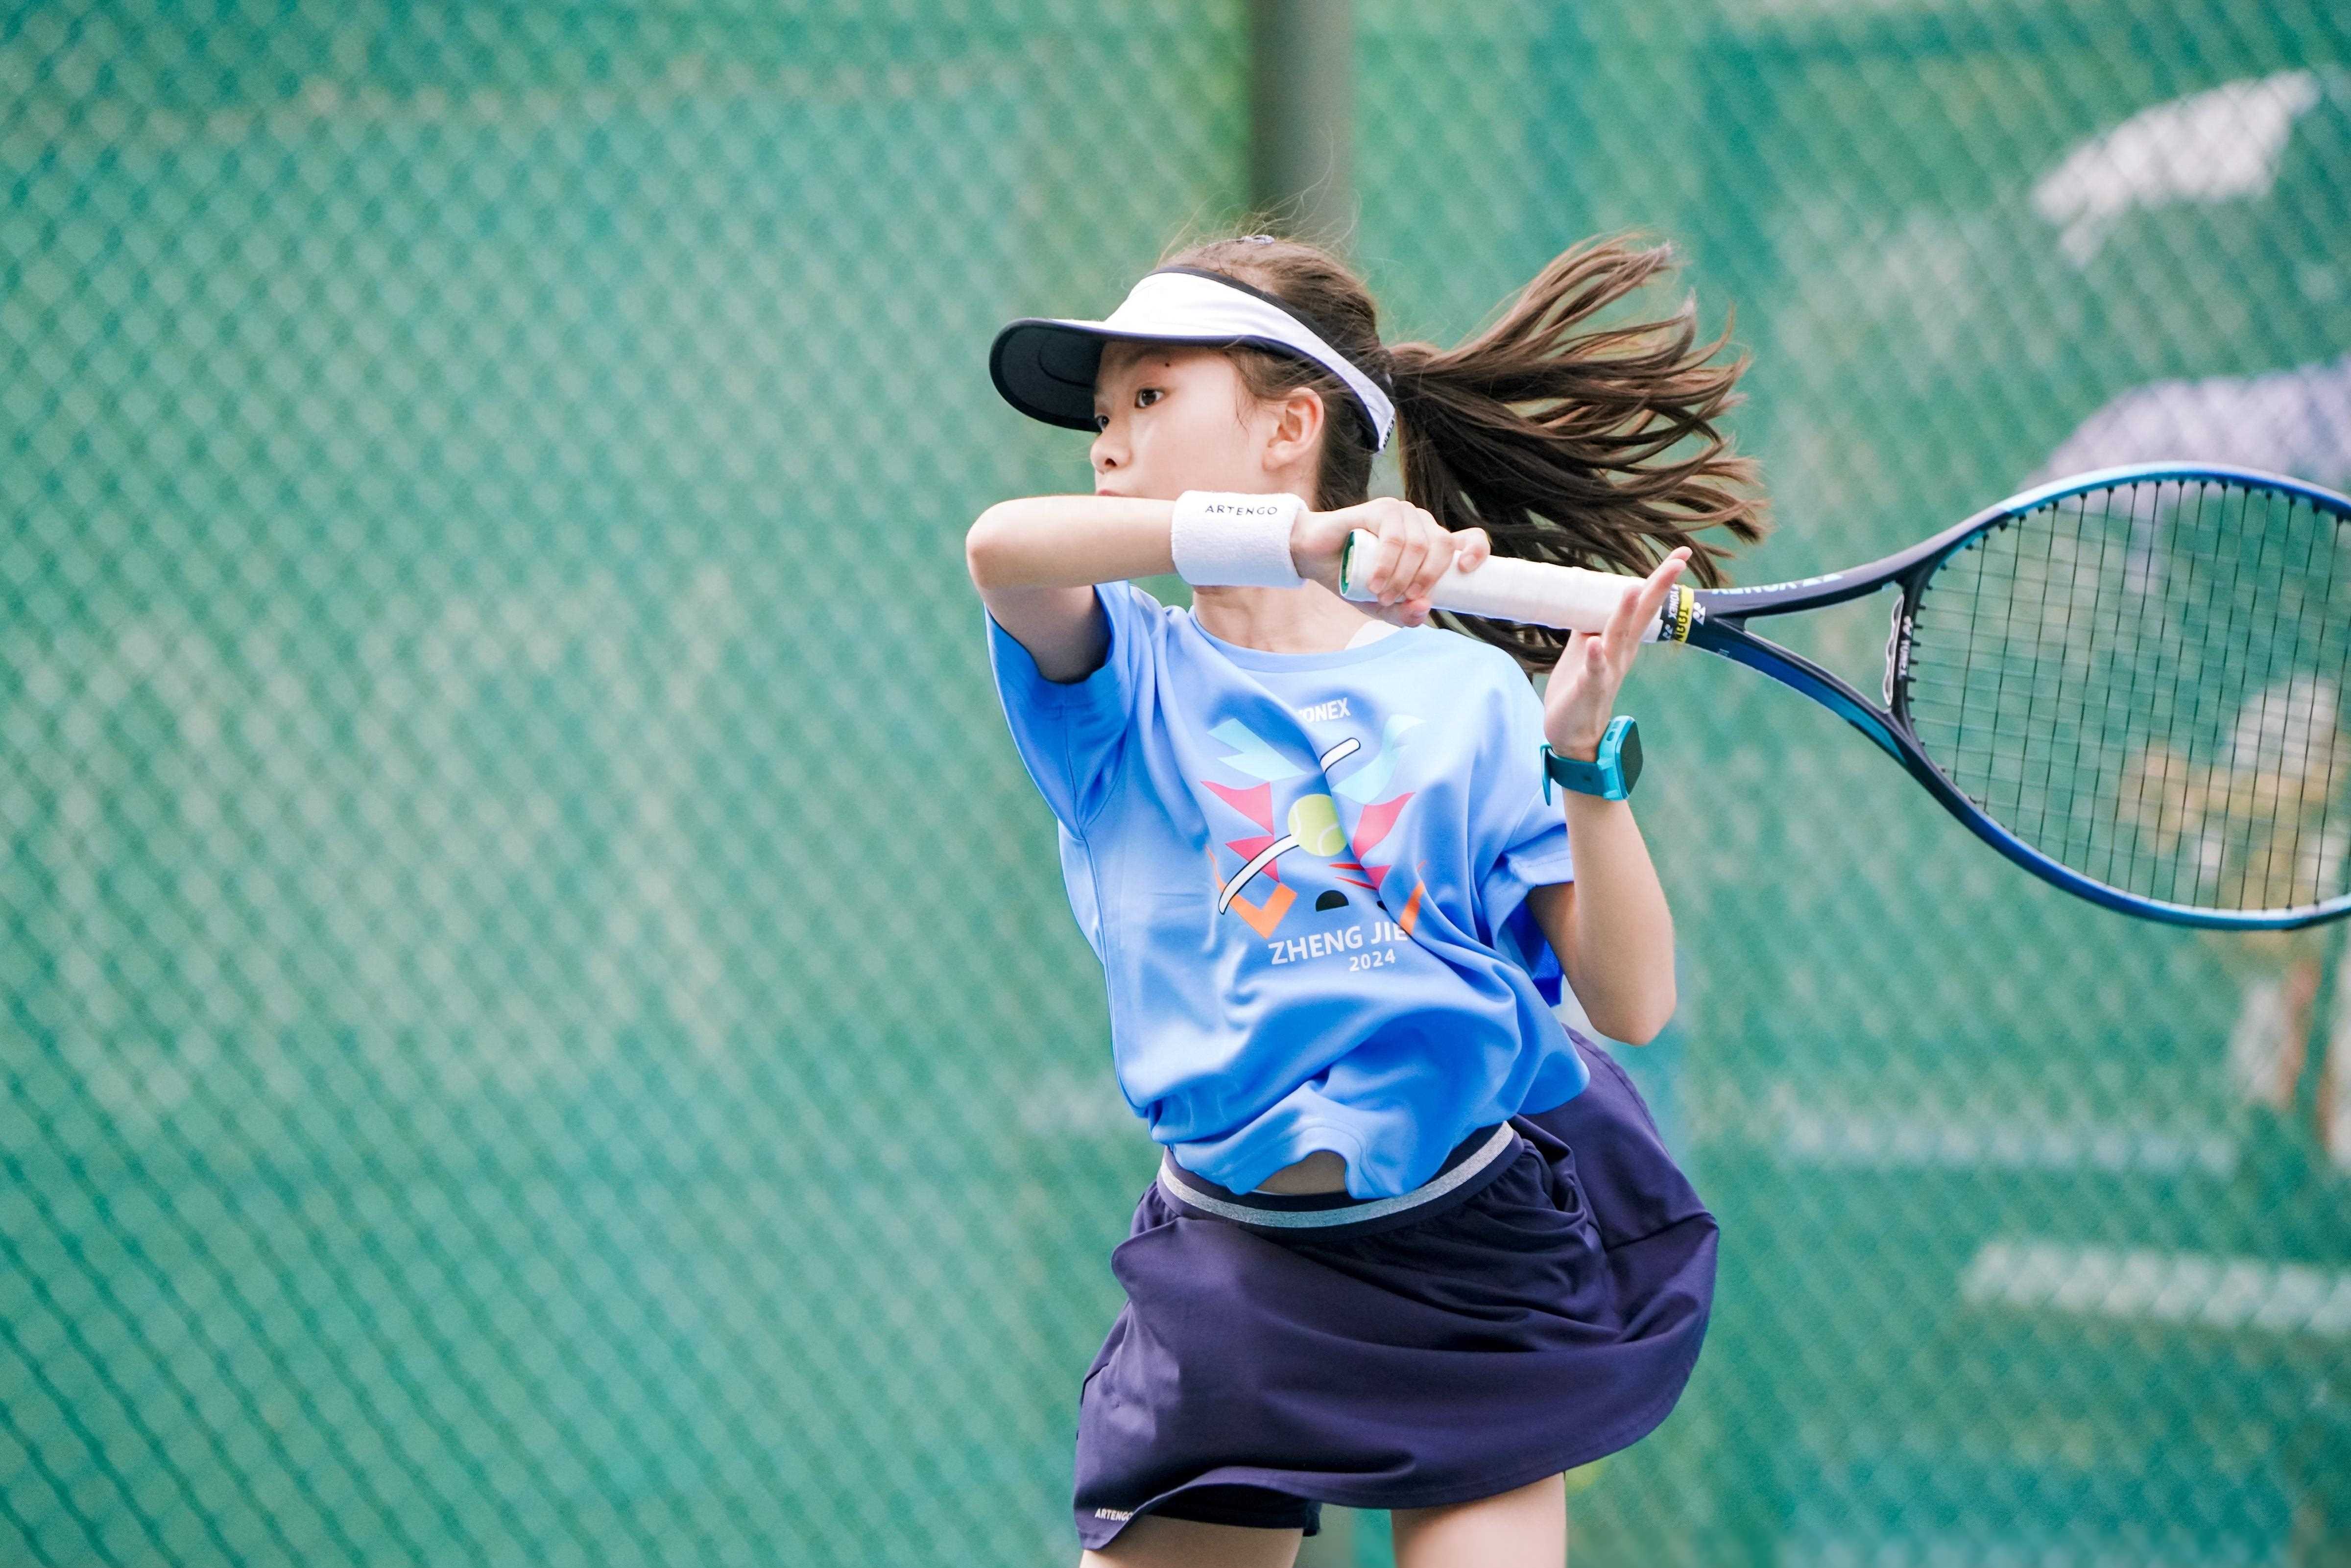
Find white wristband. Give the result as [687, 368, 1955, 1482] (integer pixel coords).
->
[1169, 491, 1308, 589]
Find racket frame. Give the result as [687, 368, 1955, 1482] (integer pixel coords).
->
[1669, 461, 2351, 930]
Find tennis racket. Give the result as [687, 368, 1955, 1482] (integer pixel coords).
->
[1338, 462, 2351, 929]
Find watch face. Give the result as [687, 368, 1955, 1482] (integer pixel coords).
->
[1617, 721, 1643, 792]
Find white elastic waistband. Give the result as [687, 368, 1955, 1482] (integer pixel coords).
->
[1156, 1122, 1517, 1231]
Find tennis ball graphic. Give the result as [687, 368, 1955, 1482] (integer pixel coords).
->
[1287, 792, 1346, 857]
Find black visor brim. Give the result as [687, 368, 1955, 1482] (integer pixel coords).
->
[988, 319, 1380, 444]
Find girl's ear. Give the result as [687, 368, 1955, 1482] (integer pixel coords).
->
[1263, 384, 1326, 471]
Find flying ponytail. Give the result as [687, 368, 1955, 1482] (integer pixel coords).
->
[1163, 229, 1772, 674]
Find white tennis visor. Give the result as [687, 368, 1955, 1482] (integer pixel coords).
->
[988, 267, 1396, 451]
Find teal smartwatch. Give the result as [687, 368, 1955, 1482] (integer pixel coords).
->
[1541, 715, 1642, 802]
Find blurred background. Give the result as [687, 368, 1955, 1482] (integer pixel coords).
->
[3, 2, 2349, 1563]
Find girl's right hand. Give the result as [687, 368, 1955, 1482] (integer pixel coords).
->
[1290, 497, 1491, 625]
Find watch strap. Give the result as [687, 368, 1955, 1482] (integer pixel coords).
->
[1542, 715, 1639, 801]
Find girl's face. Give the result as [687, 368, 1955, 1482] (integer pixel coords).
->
[1090, 340, 1302, 499]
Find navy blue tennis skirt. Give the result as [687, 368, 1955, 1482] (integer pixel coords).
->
[1071, 1030, 1718, 1551]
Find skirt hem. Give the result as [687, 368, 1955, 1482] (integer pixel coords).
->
[1072, 1369, 1693, 1550]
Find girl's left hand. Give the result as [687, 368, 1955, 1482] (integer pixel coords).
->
[1541, 546, 1693, 760]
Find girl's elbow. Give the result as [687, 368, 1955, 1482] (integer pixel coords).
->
[964, 506, 1017, 590]
[1606, 987, 1678, 1047]
[1619, 1014, 1670, 1047]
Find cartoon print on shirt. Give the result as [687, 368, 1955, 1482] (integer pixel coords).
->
[1199, 712, 1430, 941]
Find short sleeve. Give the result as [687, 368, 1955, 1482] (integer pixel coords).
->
[983, 581, 1159, 833]
[1476, 671, 1575, 1005]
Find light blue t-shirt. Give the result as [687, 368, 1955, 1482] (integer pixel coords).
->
[985, 581, 1588, 1199]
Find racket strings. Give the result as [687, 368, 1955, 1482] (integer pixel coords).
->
[1904, 477, 2350, 915]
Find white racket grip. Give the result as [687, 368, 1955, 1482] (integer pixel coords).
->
[1338, 529, 1662, 639]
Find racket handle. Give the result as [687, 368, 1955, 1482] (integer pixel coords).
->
[1338, 529, 1687, 642]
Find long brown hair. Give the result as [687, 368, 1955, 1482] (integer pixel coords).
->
[1162, 230, 1772, 673]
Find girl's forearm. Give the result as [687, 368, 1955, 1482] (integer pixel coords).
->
[965, 495, 1180, 590]
[1558, 794, 1677, 1044]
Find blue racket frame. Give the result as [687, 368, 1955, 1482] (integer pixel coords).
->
[1670, 462, 2351, 930]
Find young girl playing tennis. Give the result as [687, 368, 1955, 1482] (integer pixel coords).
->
[970, 232, 1770, 1567]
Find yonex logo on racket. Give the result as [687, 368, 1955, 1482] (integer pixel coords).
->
[1709, 570, 1844, 595]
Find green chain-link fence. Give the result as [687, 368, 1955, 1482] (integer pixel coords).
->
[4, 3, 2348, 1563]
